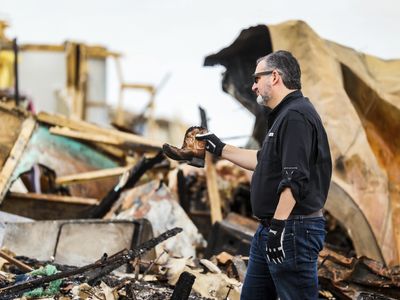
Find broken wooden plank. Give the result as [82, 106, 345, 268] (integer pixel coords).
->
[0, 101, 17, 112]
[93, 143, 126, 159]
[0, 102, 29, 117]
[0, 117, 36, 204]
[0, 191, 99, 219]
[205, 152, 223, 224]
[120, 83, 155, 92]
[56, 166, 133, 185]
[0, 108, 24, 167]
[37, 111, 101, 132]
[49, 126, 122, 146]
[0, 250, 33, 273]
[6, 192, 99, 205]
[0, 194, 96, 220]
[56, 163, 165, 186]
[37, 112, 162, 149]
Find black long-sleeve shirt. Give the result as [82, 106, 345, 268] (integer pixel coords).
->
[250, 90, 332, 218]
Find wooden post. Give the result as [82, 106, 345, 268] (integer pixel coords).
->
[114, 57, 125, 125]
[205, 152, 223, 224]
[0, 117, 36, 204]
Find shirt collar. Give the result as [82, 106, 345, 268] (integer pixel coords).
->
[268, 90, 303, 127]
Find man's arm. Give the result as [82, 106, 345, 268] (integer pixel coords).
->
[273, 187, 296, 220]
[266, 187, 296, 264]
[266, 112, 313, 264]
[196, 132, 258, 171]
[276, 112, 313, 206]
[221, 144, 258, 171]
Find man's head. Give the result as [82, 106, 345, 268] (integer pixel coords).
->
[252, 50, 301, 108]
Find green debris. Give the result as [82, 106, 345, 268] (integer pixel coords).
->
[23, 264, 63, 298]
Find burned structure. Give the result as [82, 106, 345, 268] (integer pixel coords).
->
[1, 18, 400, 300]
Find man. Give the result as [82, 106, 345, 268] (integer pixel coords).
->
[196, 50, 332, 300]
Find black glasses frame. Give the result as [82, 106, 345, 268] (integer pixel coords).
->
[252, 70, 274, 84]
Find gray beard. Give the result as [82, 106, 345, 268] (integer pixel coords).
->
[256, 95, 267, 105]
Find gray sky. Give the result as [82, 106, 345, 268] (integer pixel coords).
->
[1, 0, 399, 145]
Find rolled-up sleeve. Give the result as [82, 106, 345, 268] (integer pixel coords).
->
[277, 110, 313, 202]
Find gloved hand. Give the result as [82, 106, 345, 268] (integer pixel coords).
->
[266, 218, 286, 264]
[195, 132, 226, 157]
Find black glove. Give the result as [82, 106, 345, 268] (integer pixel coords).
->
[266, 218, 286, 264]
[195, 132, 226, 157]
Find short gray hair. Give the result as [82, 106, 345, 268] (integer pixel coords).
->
[257, 50, 301, 90]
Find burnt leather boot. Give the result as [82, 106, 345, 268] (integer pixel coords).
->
[162, 126, 207, 168]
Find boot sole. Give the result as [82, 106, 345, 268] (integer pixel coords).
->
[163, 144, 205, 168]
[187, 157, 205, 168]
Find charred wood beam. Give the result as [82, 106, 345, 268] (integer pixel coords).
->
[177, 169, 190, 213]
[85, 151, 165, 218]
[0, 227, 182, 299]
[170, 271, 196, 300]
[198, 106, 208, 129]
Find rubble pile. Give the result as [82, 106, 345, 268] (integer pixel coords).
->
[0, 104, 247, 299]
[0, 228, 212, 300]
[1, 20, 400, 299]
[318, 248, 400, 299]
[0, 104, 399, 299]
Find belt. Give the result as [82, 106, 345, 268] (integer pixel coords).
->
[257, 209, 323, 227]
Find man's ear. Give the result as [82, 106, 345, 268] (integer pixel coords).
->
[272, 70, 280, 85]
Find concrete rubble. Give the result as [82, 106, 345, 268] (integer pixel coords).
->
[1, 19, 400, 300]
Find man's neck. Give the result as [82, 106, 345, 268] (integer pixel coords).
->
[269, 89, 297, 109]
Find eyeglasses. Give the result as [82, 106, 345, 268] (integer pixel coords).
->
[252, 70, 274, 84]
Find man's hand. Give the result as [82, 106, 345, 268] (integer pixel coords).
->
[266, 218, 286, 264]
[195, 132, 226, 157]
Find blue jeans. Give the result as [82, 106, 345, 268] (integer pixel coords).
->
[241, 217, 326, 300]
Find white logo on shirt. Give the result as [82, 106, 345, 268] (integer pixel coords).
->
[268, 132, 274, 137]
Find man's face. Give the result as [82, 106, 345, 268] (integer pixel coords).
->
[252, 61, 273, 106]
